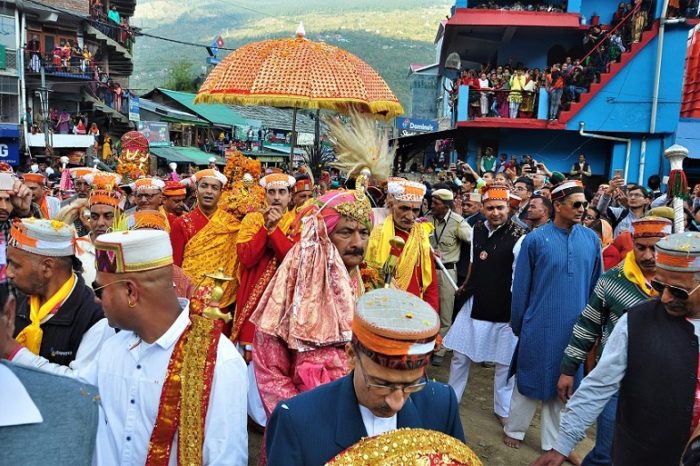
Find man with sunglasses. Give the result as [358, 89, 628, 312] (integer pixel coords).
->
[265, 288, 465, 466]
[556, 216, 672, 466]
[533, 231, 700, 466]
[365, 178, 439, 311]
[504, 176, 601, 461]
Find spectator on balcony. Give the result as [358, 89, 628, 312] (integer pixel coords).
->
[108, 6, 120, 24]
[51, 45, 62, 71]
[55, 110, 70, 135]
[90, 0, 103, 17]
[81, 47, 92, 73]
[73, 117, 87, 135]
[478, 72, 491, 117]
[546, 65, 565, 120]
[113, 83, 123, 113]
[508, 69, 526, 118]
[27, 35, 41, 72]
[520, 71, 538, 118]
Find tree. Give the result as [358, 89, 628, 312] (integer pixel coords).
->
[165, 59, 198, 92]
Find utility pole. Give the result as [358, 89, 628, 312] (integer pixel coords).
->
[36, 66, 53, 155]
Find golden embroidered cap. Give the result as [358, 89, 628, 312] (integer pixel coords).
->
[630, 216, 672, 239]
[94, 229, 173, 274]
[260, 173, 295, 190]
[87, 172, 123, 208]
[131, 177, 165, 193]
[432, 188, 454, 202]
[387, 179, 426, 203]
[9, 218, 77, 257]
[352, 288, 439, 369]
[654, 232, 700, 273]
[191, 168, 227, 185]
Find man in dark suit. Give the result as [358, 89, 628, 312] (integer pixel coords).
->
[265, 288, 466, 466]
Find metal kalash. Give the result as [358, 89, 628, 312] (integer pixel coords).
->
[196, 268, 234, 323]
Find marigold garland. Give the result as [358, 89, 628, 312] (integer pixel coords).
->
[221, 149, 265, 220]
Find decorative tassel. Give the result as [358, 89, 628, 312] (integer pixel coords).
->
[667, 169, 689, 200]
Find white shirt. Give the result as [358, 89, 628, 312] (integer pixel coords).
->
[12, 307, 248, 466]
[358, 404, 397, 437]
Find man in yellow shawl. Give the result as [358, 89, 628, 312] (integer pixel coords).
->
[169, 169, 239, 315]
[365, 177, 439, 311]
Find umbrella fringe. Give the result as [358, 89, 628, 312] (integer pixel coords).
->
[193, 93, 403, 120]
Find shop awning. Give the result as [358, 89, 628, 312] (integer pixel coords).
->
[150, 146, 225, 165]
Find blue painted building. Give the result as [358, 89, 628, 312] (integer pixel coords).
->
[409, 0, 699, 186]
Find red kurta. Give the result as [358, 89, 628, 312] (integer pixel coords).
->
[169, 207, 209, 267]
[234, 212, 295, 346]
[394, 227, 440, 311]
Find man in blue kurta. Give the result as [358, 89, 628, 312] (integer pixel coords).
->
[503, 176, 601, 459]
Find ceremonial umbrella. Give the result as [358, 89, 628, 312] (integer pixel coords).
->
[195, 24, 404, 164]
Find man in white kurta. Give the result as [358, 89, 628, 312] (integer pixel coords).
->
[2, 230, 248, 465]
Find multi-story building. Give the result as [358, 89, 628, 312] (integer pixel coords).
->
[18, 0, 135, 166]
[410, 0, 699, 185]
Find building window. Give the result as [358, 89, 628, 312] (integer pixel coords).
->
[0, 15, 16, 50]
[0, 77, 19, 123]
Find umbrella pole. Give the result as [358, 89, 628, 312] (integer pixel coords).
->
[290, 108, 297, 169]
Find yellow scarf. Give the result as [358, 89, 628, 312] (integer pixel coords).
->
[236, 209, 296, 244]
[182, 209, 240, 307]
[365, 216, 434, 294]
[622, 251, 657, 297]
[16, 273, 77, 354]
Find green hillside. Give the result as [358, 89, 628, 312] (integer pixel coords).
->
[130, 0, 451, 112]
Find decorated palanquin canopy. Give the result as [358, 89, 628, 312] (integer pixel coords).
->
[326, 428, 483, 466]
[194, 24, 404, 120]
[221, 150, 265, 220]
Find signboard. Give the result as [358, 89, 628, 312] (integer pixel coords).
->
[137, 121, 170, 147]
[396, 117, 439, 137]
[129, 96, 140, 122]
[0, 139, 19, 165]
[410, 74, 438, 120]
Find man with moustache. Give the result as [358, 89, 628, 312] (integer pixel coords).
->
[170, 169, 239, 313]
[232, 173, 297, 355]
[446, 184, 526, 425]
[526, 195, 553, 230]
[365, 178, 438, 310]
[533, 231, 700, 466]
[553, 216, 672, 466]
[162, 180, 187, 227]
[265, 288, 464, 466]
[61, 167, 94, 236]
[290, 172, 313, 212]
[251, 188, 374, 418]
[504, 175, 601, 462]
[128, 177, 170, 231]
[22, 173, 60, 219]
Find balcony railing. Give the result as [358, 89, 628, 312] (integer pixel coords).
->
[467, 1, 568, 13]
[25, 53, 94, 79]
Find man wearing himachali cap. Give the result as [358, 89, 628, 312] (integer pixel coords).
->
[233, 173, 297, 354]
[556, 216, 671, 465]
[445, 184, 526, 427]
[265, 288, 465, 466]
[7, 219, 107, 367]
[162, 180, 187, 226]
[170, 169, 239, 311]
[1, 229, 248, 465]
[22, 173, 60, 219]
[364, 178, 439, 311]
[534, 232, 700, 466]
[504, 175, 601, 459]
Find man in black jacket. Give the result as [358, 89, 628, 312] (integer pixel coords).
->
[533, 231, 700, 466]
[8, 218, 106, 367]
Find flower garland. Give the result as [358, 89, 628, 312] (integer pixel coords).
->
[221, 150, 265, 220]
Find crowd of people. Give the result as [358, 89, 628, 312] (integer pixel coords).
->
[25, 35, 96, 76]
[89, 0, 135, 52]
[1, 111, 700, 466]
[469, 1, 568, 12]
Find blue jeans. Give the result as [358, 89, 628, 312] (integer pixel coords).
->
[548, 88, 563, 119]
[582, 392, 618, 466]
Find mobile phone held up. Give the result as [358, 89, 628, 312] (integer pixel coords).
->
[0, 172, 14, 191]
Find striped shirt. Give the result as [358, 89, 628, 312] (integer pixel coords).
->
[561, 262, 651, 376]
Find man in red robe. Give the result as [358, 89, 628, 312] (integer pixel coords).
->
[169, 169, 239, 311]
[365, 178, 439, 311]
[162, 180, 187, 227]
[233, 173, 297, 355]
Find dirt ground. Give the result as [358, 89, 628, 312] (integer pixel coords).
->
[246, 352, 596, 465]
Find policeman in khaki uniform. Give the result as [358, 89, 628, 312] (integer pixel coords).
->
[427, 188, 472, 366]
